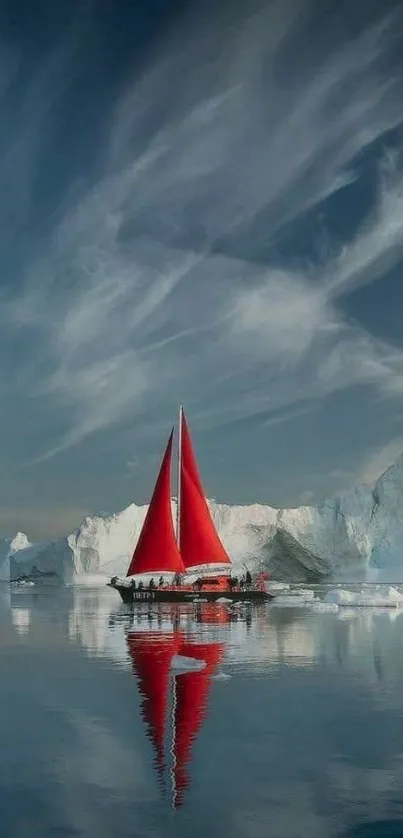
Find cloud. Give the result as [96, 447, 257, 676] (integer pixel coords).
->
[329, 148, 403, 298]
[2, 0, 403, 468]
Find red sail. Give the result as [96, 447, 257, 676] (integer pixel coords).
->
[179, 412, 231, 570]
[126, 430, 185, 576]
[172, 640, 223, 808]
[127, 630, 181, 779]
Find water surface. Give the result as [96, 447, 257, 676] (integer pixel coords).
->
[2, 585, 403, 837]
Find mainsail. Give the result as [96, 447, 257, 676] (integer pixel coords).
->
[126, 430, 185, 577]
[178, 409, 231, 571]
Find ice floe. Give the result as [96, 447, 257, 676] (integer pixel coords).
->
[271, 589, 316, 607]
[325, 586, 403, 608]
[171, 654, 207, 672]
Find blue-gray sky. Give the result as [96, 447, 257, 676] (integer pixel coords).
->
[2, 0, 403, 539]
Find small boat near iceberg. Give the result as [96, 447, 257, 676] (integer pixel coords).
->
[109, 407, 273, 604]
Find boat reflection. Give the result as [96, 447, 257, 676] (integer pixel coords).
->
[126, 602, 227, 809]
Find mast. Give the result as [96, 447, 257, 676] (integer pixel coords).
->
[176, 405, 183, 549]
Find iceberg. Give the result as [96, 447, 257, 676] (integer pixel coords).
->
[4, 452, 403, 583]
[0, 532, 31, 581]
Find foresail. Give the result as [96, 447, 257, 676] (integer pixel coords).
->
[126, 430, 185, 576]
[179, 413, 231, 570]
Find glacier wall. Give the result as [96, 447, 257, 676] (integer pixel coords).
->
[3, 455, 403, 583]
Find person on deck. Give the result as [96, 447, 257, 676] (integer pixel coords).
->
[173, 572, 181, 586]
[159, 576, 164, 587]
[245, 570, 252, 587]
[138, 581, 144, 591]
[131, 579, 137, 591]
[149, 578, 155, 590]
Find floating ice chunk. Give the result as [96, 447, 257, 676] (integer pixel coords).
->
[325, 586, 403, 607]
[294, 589, 315, 600]
[268, 582, 290, 591]
[272, 596, 311, 607]
[271, 589, 316, 607]
[308, 601, 339, 613]
[212, 671, 231, 681]
[11, 579, 35, 587]
[171, 655, 207, 672]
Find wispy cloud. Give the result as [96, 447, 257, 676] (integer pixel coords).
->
[2, 0, 403, 474]
[329, 148, 403, 298]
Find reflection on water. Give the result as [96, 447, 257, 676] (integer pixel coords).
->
[127, 619, 224, 808]
[4, 586, 403, 836]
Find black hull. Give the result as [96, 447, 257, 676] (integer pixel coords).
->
[109, 583, 273, 605]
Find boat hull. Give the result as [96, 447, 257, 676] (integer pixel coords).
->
[109, 583, 273, 604]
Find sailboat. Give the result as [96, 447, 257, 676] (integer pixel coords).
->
[109, 407, 273, 604]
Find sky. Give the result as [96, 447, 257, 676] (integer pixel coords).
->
[2, 0, 403, 539]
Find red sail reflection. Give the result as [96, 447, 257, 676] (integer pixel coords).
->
[172, 640, 223, 809]
[127, 630, 181, 781]
[127, 606, 224, 808]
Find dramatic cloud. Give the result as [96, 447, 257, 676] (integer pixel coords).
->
[2, 0, 403, 528]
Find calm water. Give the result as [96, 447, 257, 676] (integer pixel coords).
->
[2, 587, 403, 837]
